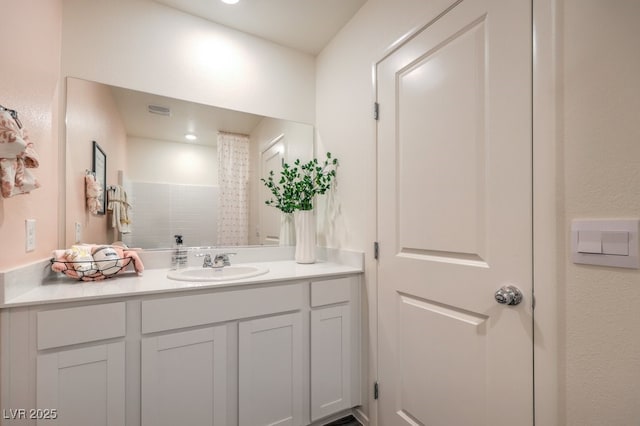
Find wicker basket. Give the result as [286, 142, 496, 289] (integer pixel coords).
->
[50, 256, 136, 281]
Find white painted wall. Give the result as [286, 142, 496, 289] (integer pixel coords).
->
[61, 0, 316, 124]
[560, 1, 640, 424]
[126, 137, 217, 185]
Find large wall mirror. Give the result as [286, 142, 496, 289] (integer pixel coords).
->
[64, 77, 313, 249]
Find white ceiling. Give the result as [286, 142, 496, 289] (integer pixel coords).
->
[153, 0, 368, 55]
[110, 85, 264, 146]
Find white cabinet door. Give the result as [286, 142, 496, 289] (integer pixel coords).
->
[37, 342, 125, 426]
[141, 326, 228, 426]
[310, 304, 352, 422]
[238, 312, 303, 426]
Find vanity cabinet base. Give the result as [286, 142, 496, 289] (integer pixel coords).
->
[0, 276, 361, 426]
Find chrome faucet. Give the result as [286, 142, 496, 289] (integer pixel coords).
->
[201, 253, 214, 268]
[213, 253, 236, 267]
[197, 252, 236, 268]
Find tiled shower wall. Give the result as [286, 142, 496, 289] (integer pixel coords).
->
[122, 182, 218, 249]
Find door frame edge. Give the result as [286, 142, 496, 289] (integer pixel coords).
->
[532, 0, 560, 425]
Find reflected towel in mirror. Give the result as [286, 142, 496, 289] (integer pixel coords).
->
[108, 185, 131, 233]
[85, 173, 102, 214]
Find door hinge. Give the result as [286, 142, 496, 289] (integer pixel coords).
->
[374, 102, 380, 120]
[374, 241, 379, 260]
[374, 381, 379, 400]
[531, 293, 536, 310]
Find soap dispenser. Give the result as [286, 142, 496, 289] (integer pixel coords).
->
[171, 235, 188, 270]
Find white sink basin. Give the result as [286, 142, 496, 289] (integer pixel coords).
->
[167, 265, 269, 282]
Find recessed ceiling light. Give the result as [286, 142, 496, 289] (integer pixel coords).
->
[185, 133, 198, 141]
[221, 0, 239, 4]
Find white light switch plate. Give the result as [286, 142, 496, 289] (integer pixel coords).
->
[75, 222, 82, 243]
[571, 219, 639, 269]
[25, 219, 36, 252]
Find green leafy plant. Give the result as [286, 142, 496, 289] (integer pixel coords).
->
[261, 152, 338, 212]
[261, 162, 299, 213]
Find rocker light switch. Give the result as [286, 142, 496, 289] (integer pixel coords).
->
[571, 219, 639, 269]
[577, 230, 602, 254]
[602, 231, 629, 256]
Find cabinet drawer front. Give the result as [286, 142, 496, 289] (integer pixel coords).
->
[310, 278, 351, 307]
[37, 302, 126, 350]
[142, 283, 304, 334]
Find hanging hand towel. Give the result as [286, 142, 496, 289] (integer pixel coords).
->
[85, 174, 103, 214]
[107, 185, 132, 233]
[0, 110, 40, 198]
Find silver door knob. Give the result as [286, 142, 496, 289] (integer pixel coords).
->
[495, 285, 523, 306]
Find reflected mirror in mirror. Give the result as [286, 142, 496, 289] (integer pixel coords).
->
[64, 77, 313, 249]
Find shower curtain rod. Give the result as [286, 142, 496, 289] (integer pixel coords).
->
[217, 130, 250, 137]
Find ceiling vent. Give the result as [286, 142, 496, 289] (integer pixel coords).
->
[147, 104, 171, 116]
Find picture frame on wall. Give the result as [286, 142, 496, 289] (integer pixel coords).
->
[92, 141, 107, 215]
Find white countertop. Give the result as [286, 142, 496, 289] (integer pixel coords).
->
[3, 260, 362, 307]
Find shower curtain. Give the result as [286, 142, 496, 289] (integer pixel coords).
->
[217, 132, 250, 246]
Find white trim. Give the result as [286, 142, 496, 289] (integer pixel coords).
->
[375, 0, 464, 65]
[353, 406, 370, 425]
[532, 0, 559, 424]
[368, 58, 379, 426]
[262, 133, 285, 153]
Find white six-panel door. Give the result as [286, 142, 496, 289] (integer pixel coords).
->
[377, 0, 533, 425]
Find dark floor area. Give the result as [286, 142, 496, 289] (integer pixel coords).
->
[323, 415, 362, 426]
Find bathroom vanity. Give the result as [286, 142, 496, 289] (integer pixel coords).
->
[0, 248, 363, 426]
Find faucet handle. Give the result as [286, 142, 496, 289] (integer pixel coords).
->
[195, 252, 214, 268]
[214, 252, 236, 267]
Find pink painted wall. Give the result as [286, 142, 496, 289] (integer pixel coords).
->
[0, 0, 62, 270]
[64, 78, 127, 247]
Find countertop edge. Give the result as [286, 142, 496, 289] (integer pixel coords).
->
[1, 260, 363, 308]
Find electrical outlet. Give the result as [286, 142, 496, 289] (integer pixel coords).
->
[25, 219, 36, 252]
[75, 222, 82, 243]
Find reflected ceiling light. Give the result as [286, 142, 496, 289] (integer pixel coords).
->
[185, 133, 198, 141]
[221, 0, 239, 4]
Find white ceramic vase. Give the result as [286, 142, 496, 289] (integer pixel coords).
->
[279, 212, 296, 246]
[294, 210, 316, 264]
